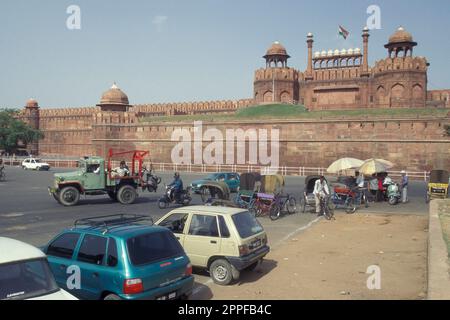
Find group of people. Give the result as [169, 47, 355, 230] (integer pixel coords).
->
[365, 171, 409, 203]
[312, 170, 409, 215]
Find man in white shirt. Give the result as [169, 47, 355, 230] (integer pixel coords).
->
[313, 176, 330, 215]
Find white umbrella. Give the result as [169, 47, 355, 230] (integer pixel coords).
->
[327, 158, 364, 174]
[359, 159, 391, 175]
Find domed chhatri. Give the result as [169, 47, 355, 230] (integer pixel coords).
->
[264, 41, 290, 57]
[99, 83, 129, 105]
[26, 98, 39, 108]
[388, 26, 414, 44]
[263, 41, 291, 68]
[97, 83, 131, 112]
[385, 26, 417, 58]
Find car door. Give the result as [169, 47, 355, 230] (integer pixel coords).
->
[182, 214, 221, 267]
[83, 164, 104, 190]
[74, 234, 108, 300]
[31, 159, 38, 170]
[45, 232, 81, 291]
[157, 212, 189, 246]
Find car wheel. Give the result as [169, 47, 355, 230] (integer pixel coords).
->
[103, 294, 121, 300]
[59, 186, 80, 206]
[117, 185, 137, 205]
[209, 259, 235, 285]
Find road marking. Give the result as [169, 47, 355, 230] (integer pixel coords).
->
[271, 216, 321, 249]
[1, 213, 25, 218]
[5, 226, 27, 231]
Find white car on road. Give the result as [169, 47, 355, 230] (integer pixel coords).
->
[22, 158, 50, 171]
[0, 237, 77, 300]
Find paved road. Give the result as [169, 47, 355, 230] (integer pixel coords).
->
[0, 166, 429, 299]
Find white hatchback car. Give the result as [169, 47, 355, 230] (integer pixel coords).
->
[0, 237, 77, 300]
[22, 158, 50, 171]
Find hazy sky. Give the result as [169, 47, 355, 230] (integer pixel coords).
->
[1, 0, 449, 108]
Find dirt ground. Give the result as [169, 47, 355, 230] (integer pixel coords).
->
[198, 213, 428, 300]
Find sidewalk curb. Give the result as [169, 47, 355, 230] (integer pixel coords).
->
[427, 200, 450, 300]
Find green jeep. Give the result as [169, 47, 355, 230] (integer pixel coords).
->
[48, 150, 149, 206]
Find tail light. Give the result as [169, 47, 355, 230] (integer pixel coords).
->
[123, 278, 143, 295]
[185, 263, 192, 276]
[239, 244, 250, 256]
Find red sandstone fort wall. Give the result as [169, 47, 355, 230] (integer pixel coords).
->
[89, 118, 450, 172]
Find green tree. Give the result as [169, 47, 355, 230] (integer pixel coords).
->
[0, 109, 43, 153]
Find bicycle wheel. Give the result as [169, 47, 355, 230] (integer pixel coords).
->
[363, 193, 369, 208]
[286, 196, 297, 214]
[345, 197, 356, 214]
[269, 203, 281, 221]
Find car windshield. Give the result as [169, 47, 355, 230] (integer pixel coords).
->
[34, 159, 41, 163]
[231, 211, 264, 239]
[206, 174, 219, 180]
[0, 258, 59, 300]
[127, 231, 184, 266]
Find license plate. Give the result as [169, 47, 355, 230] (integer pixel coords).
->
[157, 291, 176, 300]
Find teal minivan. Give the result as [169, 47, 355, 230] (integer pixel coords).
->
[42, 214, 194, 300]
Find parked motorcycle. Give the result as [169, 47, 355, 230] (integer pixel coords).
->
[386, 182, 401, 205]
[158, 185, 192, 209]
[141, 168, 162, 192]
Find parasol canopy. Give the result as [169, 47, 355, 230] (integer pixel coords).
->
[327, 158, 364, 174]
[359, 158, 394, 175]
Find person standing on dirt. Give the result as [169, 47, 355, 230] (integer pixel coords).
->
[313, 176, 329, 215]
[369, 174, 378, 201]
[400, 170, 409, 203]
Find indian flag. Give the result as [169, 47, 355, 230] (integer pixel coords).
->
[338, 25, 349, 40]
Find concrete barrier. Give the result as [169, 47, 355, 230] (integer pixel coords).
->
[427, 199, 450, 299]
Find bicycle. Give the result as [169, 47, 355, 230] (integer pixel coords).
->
[249, 194, 274, 218]
[319, 194, 334, 220]
[268, 193, 297, 221]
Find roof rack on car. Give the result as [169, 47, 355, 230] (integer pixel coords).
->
[73, 214, 154, 232]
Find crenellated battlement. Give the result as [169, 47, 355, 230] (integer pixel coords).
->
[254, 68, 301, 82]
[39, 107, 98, 118]
[372, 56, 428, 74]
[134, 98, 254, 116]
